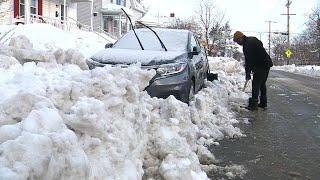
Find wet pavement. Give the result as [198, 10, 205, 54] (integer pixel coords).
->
[210, 70, 320, 180]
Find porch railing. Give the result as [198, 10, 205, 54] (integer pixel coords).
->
[14, 15, 116, 41]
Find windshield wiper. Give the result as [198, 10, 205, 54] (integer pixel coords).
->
[121, 8, 144, 50]
[137, 21, 168, 51]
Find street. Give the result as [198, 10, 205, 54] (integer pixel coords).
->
[210, 70, 320, 179]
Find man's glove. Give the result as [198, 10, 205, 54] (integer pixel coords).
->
[246, 73, 251, 80]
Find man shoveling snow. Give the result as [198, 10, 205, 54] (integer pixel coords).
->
[233, 31, 273, 111]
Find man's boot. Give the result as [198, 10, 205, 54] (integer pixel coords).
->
[246, 98, 258, 111]
[258, 96, 267, 109]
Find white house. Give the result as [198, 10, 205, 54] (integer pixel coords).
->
[76, 0, 145, 38]
[0, 0, 86, 30]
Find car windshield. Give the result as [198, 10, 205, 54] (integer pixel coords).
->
[112, 28, 189, 51]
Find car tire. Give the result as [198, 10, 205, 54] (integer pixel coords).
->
[181, 81, 194, 105]
[187, 81, 195, 105]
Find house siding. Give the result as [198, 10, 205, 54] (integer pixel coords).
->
[77, 1, 91, 27]
[42, 0, 77, 21]
[42, 0, 57, 18]
[0, 0, 13, 25]
[77, 0, 102, 31]
[92, 0, 102, 31]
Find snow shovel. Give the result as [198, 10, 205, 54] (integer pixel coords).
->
[242, 79, 250, 91]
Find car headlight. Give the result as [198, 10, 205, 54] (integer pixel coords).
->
[157, 62, 187, 76]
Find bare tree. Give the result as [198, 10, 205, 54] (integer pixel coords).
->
[210, 21, 231, 56]
[306, 6, 320, 64]
[271, 35, 287, 65]
[167, 17, 201, 33]
[196, 0, 225, 55]
[290, 6, 320, 65]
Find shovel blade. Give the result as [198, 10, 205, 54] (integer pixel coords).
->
[207, 73, 218, 82]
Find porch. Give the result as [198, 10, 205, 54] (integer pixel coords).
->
[101, 2, 133, 38]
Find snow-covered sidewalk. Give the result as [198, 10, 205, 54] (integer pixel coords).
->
[0, 24, 249, 179]
[272, 64, 320, 77]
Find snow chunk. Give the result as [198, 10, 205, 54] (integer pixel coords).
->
[0, 54, 20, 68]
[9, 35, 33, 50]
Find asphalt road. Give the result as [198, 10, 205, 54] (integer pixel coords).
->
[210, 70, 320, 180]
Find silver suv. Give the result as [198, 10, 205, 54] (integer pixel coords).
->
[87, 28, 210, 104]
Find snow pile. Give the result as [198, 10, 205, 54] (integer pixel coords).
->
[0, 35, 88, 69]
[208, 57, 243, 74]
[0, 24, 248, 179]
[208, 57, 250, 103]
[273, 64, 320, 77]
[0, 62, 156, 179]
[0, 23, 115, 58]
[0, 57, 248, 179]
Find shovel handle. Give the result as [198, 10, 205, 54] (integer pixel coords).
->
[242, 80, 249, 91]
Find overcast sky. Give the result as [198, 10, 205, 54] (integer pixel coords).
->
[143, 0, 318, 43]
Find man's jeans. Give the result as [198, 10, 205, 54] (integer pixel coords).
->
[252, 67, 270, 99]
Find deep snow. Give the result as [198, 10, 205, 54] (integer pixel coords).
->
[0, 24, 252, 179]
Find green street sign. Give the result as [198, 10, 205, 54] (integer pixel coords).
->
[285, 49, 293, 58]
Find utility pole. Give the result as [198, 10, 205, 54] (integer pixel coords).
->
[281, 0, 296, 47]
[265, 20, 277, 56]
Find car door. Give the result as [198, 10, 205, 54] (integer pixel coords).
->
[189, 33, 204, 92]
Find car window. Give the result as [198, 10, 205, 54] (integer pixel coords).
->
[113, 29, 189, 51]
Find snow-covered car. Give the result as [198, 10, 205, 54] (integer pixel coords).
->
[87, 28, 209, 104]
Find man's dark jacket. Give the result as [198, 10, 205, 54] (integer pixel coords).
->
[242, 36, 273, 77]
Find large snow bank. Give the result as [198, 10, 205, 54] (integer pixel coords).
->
[0, 56, 248, 179]
[0, 23, 115, 58]
[272, 64, 320, 77]
[0, 24, 249, 179]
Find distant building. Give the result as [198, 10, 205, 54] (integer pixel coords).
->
[76, 0, 146, 38]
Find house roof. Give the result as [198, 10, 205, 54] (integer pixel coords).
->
[101, 3, 134, 17]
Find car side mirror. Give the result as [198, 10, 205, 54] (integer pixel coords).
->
[105, 43, 113, 48]
[192, 46, 201, 55]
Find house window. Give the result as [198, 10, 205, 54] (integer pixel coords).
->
[116, 0, 126, 6]
[19, 0, 25, 17]
[30, 0, 37, 15]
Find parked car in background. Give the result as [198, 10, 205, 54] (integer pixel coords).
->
[87, 28, 210, 104]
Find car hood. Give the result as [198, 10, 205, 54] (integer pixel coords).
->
[91, 48, 187, 66]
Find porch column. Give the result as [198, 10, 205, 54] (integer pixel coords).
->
[25, 0, 30, 23]
[90, 0, 93, 31]
[63, 0, 66, 30]
[118, 15, 122, 37]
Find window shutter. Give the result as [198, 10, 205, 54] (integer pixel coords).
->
[38, 0, 42, 16]
[14, 0, 19, 18]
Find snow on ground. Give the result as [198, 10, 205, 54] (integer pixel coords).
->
[0, 24, 249, 179]
[0, 23, 115, 58]
[272, 64, 320, 77]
